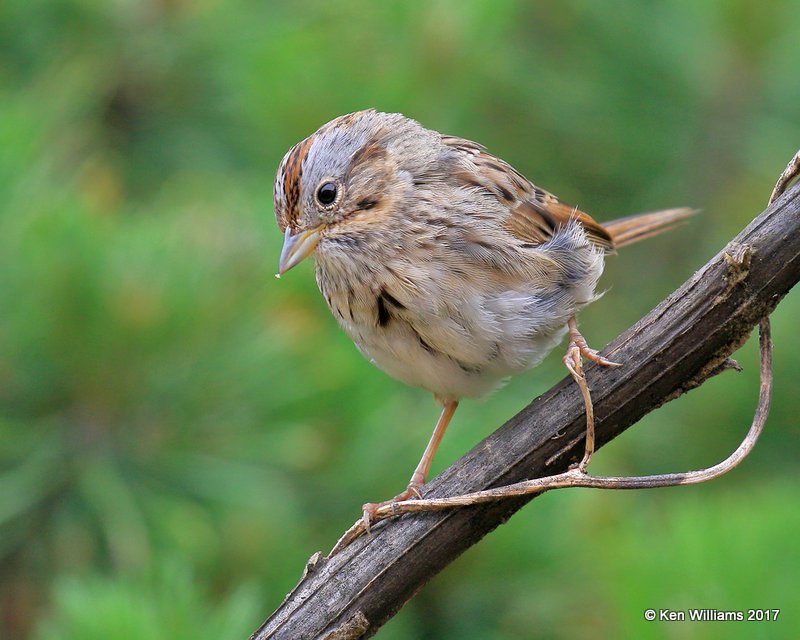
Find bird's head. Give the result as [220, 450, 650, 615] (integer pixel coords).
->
[273, 109, 439, 275]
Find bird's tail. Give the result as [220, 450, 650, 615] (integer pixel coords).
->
[604, 207, 697, 249]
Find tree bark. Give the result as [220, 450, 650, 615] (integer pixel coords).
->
[252, 181, 800, 640]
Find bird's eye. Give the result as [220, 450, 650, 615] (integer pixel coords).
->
[316, 181, 338, 206]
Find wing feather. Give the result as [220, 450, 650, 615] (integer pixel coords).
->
[441, 135, 614, 251]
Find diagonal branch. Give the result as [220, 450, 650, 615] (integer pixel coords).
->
[253, 165, 800, 640]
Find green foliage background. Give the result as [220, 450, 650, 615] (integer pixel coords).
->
[1, 1, 799, 638]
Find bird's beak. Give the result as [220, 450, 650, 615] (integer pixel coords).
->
[277, 225, 323, 277]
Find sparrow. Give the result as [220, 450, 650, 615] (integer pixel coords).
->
[273, 109, 693, 521]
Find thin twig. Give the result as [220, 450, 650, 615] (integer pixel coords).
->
[330, 318, 772, 555]
[770, 150, 800, 203]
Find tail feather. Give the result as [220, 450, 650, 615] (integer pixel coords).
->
[604, 207, 697, 249]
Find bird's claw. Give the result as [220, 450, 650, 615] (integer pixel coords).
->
[565, 332, 621, 372]
[361, 482, 424, 533]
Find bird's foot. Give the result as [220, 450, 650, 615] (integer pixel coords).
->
[362, 481, 423, 532]
[564, 325, 621, 373]
[562, 317, 622, 472]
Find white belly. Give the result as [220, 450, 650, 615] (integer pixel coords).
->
[358, 313, 569, 400]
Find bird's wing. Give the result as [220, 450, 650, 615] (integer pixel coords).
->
[440, 135, 614, 251]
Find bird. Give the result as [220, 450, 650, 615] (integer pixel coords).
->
[273, 109, 693, 522]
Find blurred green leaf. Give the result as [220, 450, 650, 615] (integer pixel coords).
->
[34, 561, 262, 640]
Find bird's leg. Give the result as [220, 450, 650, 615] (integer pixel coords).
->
[562, 316, 621, 472]
[362, 400, 459, 528]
